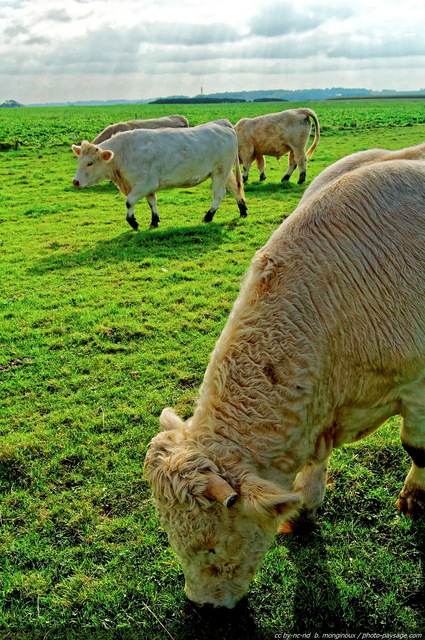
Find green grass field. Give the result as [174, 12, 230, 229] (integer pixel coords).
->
[0, 100, 424, 639]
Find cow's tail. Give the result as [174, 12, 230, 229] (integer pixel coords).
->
[299, 108, 320, 159]
[234, 151, 245, 198]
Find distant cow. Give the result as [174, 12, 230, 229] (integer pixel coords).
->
[72, 119, 247, 230]
[144, 152, 425, 609]
[235, 108, 320, 184]
[92, 115, 189, 144]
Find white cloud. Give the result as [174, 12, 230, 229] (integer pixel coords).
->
[1, 0, 425, 103]
[248, 2, 353, 37]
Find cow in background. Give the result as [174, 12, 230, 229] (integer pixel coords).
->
[235, 108, 320, 185]
[92, 114, 189, 144]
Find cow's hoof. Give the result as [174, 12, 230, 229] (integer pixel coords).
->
[297, 172, 306, 185]
[259, 173, 266, 181]
[395, 486, 425, 517]
[281, 175, 290, 182]
[127, 216, 139, 231]
[238, 202, 248, 218]
[242, 176, 248, 184]
[203, 213, 214, 223]
[149, 222, 158, 229]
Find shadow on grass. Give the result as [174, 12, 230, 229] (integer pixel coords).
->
[283, 526, 346, 633]
[285, 514, 425, 634]
[170, 599, 265, 640]
[404, 518, 425, 624]
[30, 223, 226, 274]
[243, 179, 303, 195]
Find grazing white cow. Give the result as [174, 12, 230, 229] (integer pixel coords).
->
[235, 108, 320, 185]
[144, 154, 425, 609]
[92, 114, 189, 145]
[72, 119, 247, 230]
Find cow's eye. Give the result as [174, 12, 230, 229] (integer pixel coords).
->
[87, 161, 93, 167]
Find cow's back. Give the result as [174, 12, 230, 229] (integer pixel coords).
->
[267, 159, 425, 381]
[125, 115, 189, 130]
[301, 142, 425, 204]
[92, 115, 189, 144]
[235, 109, 311, 158]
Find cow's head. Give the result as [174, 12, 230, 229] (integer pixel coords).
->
[144, 408, 301, 609]
[71, 141, 114, 188]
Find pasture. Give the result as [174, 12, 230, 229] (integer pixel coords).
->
[0, 100, 424, 639]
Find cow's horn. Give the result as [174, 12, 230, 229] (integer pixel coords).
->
[203, 472, 238, 508]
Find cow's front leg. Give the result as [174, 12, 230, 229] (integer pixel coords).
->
[278, 457, 330, 534]
[126, 183, 157, 230]
[397, 456, 425, 516]
[125, 201, 139, 230]
[396, 390, 425, 517]
[146, 193, 160, 228]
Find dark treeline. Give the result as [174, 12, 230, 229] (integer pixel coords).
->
[151, 97, 246, 104]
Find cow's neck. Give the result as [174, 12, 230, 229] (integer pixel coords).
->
[188, 247, 334, 487]
[108, 162, 133, 196]
[189, 333, 331, 489]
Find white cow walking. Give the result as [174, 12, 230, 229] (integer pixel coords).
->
[72, 119, 247, 230]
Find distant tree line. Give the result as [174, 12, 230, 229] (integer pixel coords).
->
[150, 97, 246, 104]
[252, 98, 288, 102]
[0, 100, 24, 108]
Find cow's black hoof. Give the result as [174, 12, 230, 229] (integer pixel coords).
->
[127, 218, 139, 231]
[238, 202, 248, 218]
[281, 175, 290, 182]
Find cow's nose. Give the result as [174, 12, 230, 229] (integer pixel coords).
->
[72, 179, 79, 187]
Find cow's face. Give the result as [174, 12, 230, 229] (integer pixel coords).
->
[71, 141, 114, 188]
[161, 497, 274, 609]
[144, 408, 301, 609]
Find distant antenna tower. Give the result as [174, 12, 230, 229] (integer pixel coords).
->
[201, 86, 203, 95]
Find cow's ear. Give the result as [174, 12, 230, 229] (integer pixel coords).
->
[100, 149, 114, 162]
[159, 407, 184, 431]
[72, 144, 81, 156]
[240, 474, 301, 529]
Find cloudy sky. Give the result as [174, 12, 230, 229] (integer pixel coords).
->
[2, 0, 425, 104]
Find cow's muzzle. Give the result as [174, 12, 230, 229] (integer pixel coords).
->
[72, 179, 80, 188]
